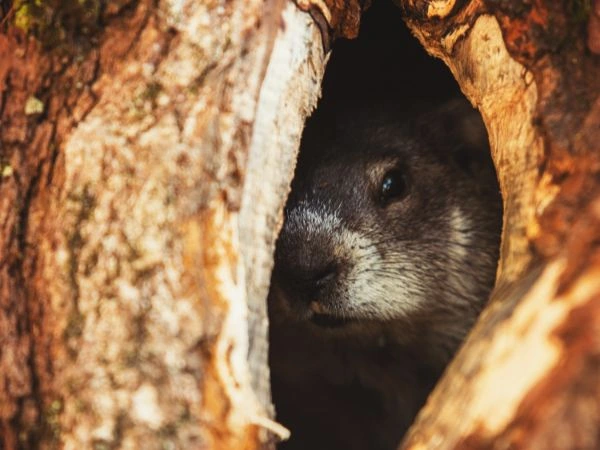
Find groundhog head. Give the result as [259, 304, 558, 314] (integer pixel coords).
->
[269, 100, 502, 345]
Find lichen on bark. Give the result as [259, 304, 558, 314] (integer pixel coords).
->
[11, 0, 102, 44]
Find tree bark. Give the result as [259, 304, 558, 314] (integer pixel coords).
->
[0, 1, 329, 448]
[393, 1, 600, 448]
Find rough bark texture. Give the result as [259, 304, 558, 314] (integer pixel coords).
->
[0, 0, 330, 448]
[395, 0, 600, 448]
[294, 0, 367, 50]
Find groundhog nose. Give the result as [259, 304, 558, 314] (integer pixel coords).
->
[275, 260, 340, 304]
[311, 264, 338, 289]
[292, 262, 339, 293]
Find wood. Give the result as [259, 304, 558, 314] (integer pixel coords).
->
[393, 0, 600, 448]
[0, 1, 330, 448]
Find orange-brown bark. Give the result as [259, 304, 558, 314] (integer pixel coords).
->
[395, 0, 600, 448]
[0, 0, 326, 448]
[0, 2, 133, 444]
[294, 0, 365, 49]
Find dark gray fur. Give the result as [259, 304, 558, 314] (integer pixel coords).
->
[268, 100, 502, 450]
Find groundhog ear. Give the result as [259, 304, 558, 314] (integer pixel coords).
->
[416, 98, 492, 177]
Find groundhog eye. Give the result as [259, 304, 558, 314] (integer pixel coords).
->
[379, 169, 408, 205]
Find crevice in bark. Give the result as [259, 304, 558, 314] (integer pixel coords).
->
[14, 163, 44, 450]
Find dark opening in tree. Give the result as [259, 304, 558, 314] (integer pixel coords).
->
[267, 2, 502, 449]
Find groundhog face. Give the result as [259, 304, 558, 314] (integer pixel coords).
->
[269, 102, 501, 338]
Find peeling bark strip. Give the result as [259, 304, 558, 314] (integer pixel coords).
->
[397, 0, 600, 449]
[400, 1, 543, 283]
[404, 260, 600, 449]
[294, 0, 367, 50]
[240, 2, 325, 421]
[1, 1, 324, 449]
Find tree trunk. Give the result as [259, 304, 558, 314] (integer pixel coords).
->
[1, 0, 599, 449]
[0, 1, 327, 448]
[394, 0, 600, 448]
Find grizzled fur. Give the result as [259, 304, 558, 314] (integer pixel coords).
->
[268, 100, 502, 450]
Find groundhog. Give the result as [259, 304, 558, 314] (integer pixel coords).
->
[268, 99, 502, 450]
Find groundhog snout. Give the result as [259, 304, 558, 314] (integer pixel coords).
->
[274, 243, 342, 302]
[273, 210, 349, 311]
[285, 262, 340, 301]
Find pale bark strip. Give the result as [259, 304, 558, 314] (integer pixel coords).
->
[399, 0, 600, 448]
[239, 1, 326, 427]
[38, 1, 324, 448]
[446, 15, 544, 285]
[402, 258, 600, 449]
[408, 12, 543, 285]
